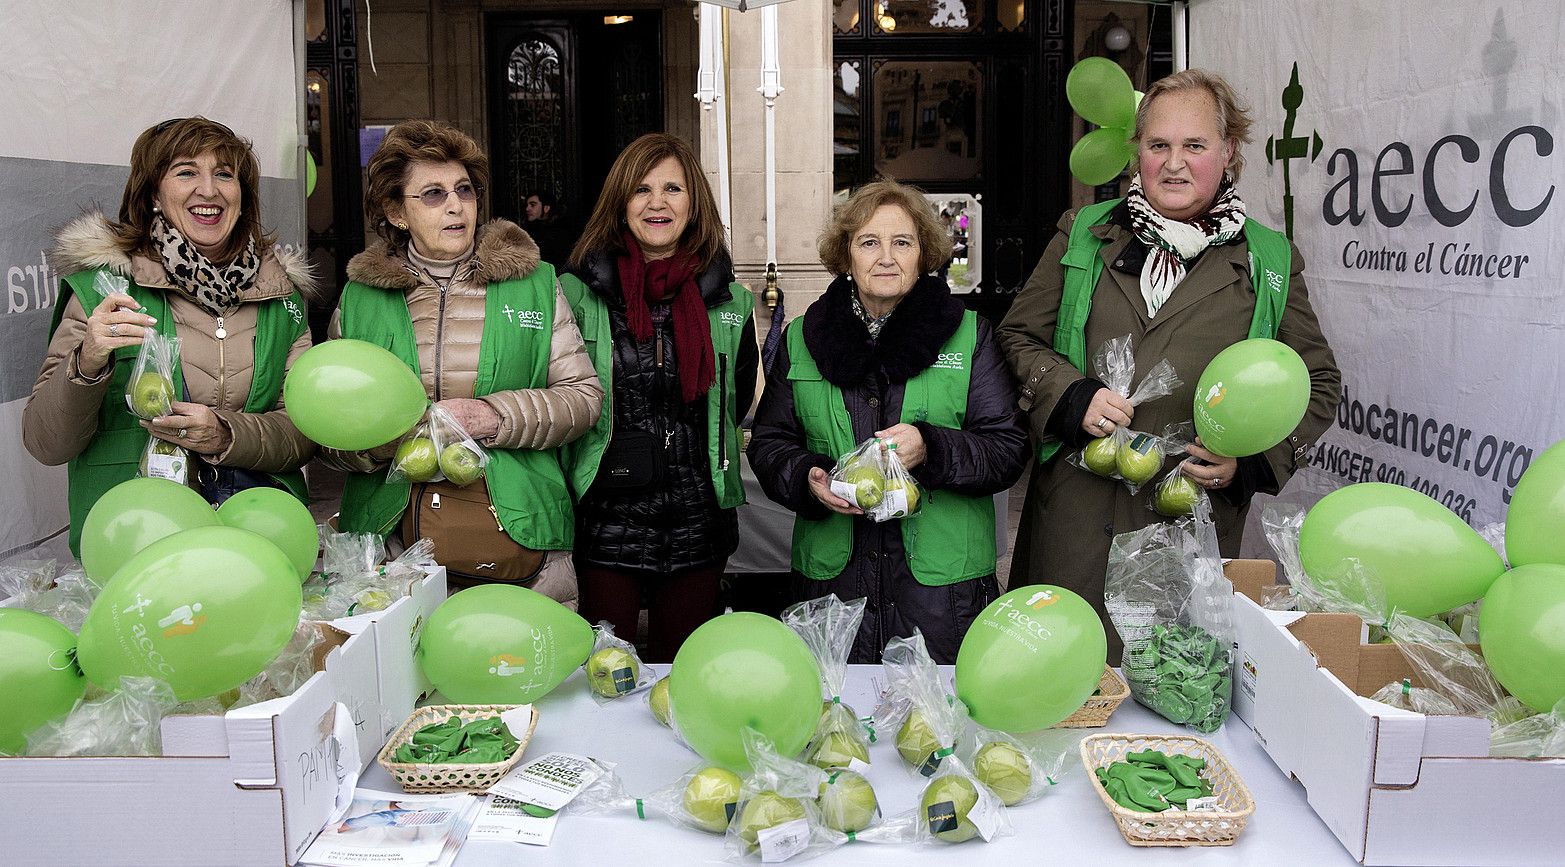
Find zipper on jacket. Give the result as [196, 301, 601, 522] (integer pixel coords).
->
[655, 332, 672, 450]
[215, 315, 227, 408]
[433, 287, 448, 401]
[717, 353, 729, 471]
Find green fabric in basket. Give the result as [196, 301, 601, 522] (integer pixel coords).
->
[393, 716, 519, 764]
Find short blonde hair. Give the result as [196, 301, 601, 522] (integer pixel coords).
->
[1133, 68, 1254, 183]
[818, 179, 952, 276]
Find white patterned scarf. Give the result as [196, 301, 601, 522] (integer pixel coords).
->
[1124, 173, 1246, 317]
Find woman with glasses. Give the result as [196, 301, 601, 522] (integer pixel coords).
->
[324, 120, 603, 607]
[25, 117, 317, 558]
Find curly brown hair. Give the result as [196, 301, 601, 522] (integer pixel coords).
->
[113, 117, 271, 265]
[365, 120, 491, 249]
[1133, 68, 1254, 183]
[570, 133, 726, 271]
[818, 179, 952, 276]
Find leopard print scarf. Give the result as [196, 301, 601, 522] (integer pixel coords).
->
[152, 214, 261, 317]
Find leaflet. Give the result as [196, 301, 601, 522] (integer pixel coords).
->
[487, 751, 607, 811]
[467, 795, 561, 846]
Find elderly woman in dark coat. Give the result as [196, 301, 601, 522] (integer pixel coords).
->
[999, 69, 1341, 660]
[749, 179, 1028, 664]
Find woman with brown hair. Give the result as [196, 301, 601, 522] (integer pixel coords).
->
[747, 179, 1027, 663]
[559, 133, 758, 662]
[324, 119, 603, 607]
[25, 117, 316, 557]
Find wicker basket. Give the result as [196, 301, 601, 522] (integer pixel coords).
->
[1080, 733, 1255, 847]
[1053, 666, 1131, 728]
[377, 704, 539, 793]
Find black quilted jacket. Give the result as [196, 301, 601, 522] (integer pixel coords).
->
[747, 274, 1028, 663]
[567, 249, 758, 572]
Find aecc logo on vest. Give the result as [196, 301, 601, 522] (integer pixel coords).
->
[718, 311, 745, 328]
[502, 304, 546, 330]
[933, 352, 965, 371]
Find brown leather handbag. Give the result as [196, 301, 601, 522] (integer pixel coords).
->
[399, 478, 545, 584]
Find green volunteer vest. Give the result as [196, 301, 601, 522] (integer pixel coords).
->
[1039, 198, 1293, 463]
[558, 272, 751, 510]
[786, 310, 996, 587]
[334, 268, 573, 549]
[54, 269, 309, 558]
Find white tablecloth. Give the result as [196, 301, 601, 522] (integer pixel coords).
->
[356, 666, 1358, 866]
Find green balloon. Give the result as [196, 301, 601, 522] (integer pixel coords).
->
[1070, 127, 1135, 186]
[306, 150, 318, 197]
[670, 612, 821, 772]
[0, 610, 87, 754]
[1506, 439, 1565, 567]
[416, 584, 594, 704]
[81, 477, 221, 584]
[955, 586, 1107, 732]
[1193, 338, 1311, 458]
[1300, 483, 1504, 619]
[76, 526, 303, 701]
[1066, 57, 1137, 128]
[1479, 564, 1565, 713]
[217, 488, 320, 582]
[283, 339, 428, 451]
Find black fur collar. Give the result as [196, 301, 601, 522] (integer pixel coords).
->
[803, 274, 964, 386]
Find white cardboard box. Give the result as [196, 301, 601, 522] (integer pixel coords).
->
[1227, 560, 1565, 866]
[330, 566, 446, 744]
[0, 625, 365, 866]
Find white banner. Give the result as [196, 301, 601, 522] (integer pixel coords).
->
[0, 1, 302, 556]
[1190, 0, 1565, 549]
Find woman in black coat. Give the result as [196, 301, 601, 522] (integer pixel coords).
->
[748, 180, 1028, 663]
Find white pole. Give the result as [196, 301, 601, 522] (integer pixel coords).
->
[758, 3, 783, 266]
[1173, 1, 1189, 72]
[696, 3, 734, 246]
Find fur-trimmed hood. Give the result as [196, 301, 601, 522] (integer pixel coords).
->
[803, 274, 965, 387]
[345, 219, 542, 290]
[51, 211, 317, 303]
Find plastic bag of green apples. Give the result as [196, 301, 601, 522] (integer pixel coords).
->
[584, 620, 655, 704]
[782, 595, 874, 774]
[1146, 438, 1210, 518]
[1067, 334, 1183, 492]
[125, 324, 191, 484]
[1106, 501, 1236, 733]
[828, 438, 921, 522]
[386, 404, 489, 487]
[874, 631, 1013, 845]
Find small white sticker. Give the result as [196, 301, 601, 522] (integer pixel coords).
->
[1239, 653, 1258, 701]
[829, 480, 859, 506]
[145, 452, 187, 483]
[1183, 796, 1221, 812]
[967, 786, 1004, 842]
[757, 817, 811, 862]
[880, 487, 908, 517]
[846, 756, 872, 776]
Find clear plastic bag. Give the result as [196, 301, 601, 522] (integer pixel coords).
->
[26, 676, 178, 757]
[1113, 421, 1192, 497]
[1369, 678, 1462, 716]
[0, 561, 98, 632]
[1107, 501, 1236, 733]
[782, 595, 872, 772]
[125, 330, 178, 420]
[959, 725, 1074, 807]
[1147, 463, 1209, 518]
[138, 436, 190, 484]
[876, 631, 961, 778]
[1490, 698, 1565, 758]
[303, 530, 423, 621]
[235, 620, 326, 706]
[828, 438, 922, 523]
[572, 762, 746, 836]
[386, 420, 440, 484]
[584, 620, 654, 703]
[723, 729, 844, 862]
[90, 270, 130, 304]
[1067, 335, 1182, 485]
[428, 404, 489, 487]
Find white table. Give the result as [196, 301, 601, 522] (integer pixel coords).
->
[356, 666, 1359, 866]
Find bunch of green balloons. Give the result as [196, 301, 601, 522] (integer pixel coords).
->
[1067, 57, 1140, 186]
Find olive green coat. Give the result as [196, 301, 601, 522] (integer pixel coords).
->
[998, 209, 1341, 659]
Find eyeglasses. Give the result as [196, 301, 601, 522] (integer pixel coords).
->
[404, 183, 481, 208]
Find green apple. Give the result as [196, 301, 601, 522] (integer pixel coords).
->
[649, 677, 672, 726]
[1116, 434, 1162, 484]
[842, 464, 885, 509]
[807, 729, 869, 769]
[129, 370, 174, 419]
[817, 770, 878, 833]
[736, 791, 807, 852]
[585, 646, 639, 697]
[394, 436, 439, 482]
[1154, 473, 1202, 517]
[920, 775, 980, 843]
[1083, 436, 1119, 476]
[682, 766, 742, 833]
[974, 741, 1033, 806]
[819, 699, 858, 730]
[896, 708, 942, 770]
[882, 477, 921, 517]
[439, 442, 484, 486]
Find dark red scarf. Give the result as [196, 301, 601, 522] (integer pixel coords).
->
[615, 230, 714, 404]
